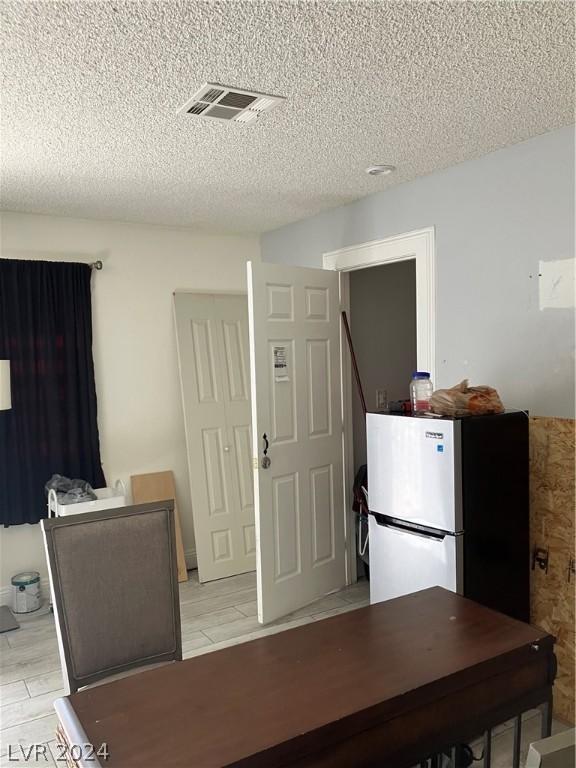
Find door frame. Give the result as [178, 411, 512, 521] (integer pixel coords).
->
[322, 226, 436, 584]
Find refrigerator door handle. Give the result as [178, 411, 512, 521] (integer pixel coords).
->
[375, 517, 448, 542]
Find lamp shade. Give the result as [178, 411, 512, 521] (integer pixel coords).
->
[0, 360, 11, 410]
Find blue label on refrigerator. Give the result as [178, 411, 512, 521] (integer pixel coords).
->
[437, 444, 444, 452]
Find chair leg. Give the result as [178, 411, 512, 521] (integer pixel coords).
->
[540, 697, 553, 739]
[484, 728, 492, 768]
[512, 714, 522, 768]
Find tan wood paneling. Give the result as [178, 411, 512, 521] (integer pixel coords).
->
[131, 471, 188, 583]
[530, 416, 575, 724]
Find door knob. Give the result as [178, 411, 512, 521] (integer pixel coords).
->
[261, 433, 271, 469]
[223, 446, 230, 453]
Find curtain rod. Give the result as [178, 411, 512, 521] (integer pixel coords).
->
[89, 260, 103, 270]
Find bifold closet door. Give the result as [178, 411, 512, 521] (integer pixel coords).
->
[174, 293, 255, 583]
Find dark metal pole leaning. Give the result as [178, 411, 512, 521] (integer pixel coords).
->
[341, 311, 367, 417]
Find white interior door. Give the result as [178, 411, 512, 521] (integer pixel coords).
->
[174, 293, 255, 583]
[247, 262, 346, 624]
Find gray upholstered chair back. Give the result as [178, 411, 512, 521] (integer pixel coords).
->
[41, 501, 182, 694]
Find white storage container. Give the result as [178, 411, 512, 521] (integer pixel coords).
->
[47, 480, 126, 517]
[12, 571, 41, 613]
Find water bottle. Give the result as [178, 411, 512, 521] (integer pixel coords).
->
[410, 372, 433, 415]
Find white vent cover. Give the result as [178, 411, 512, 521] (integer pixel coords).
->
[178, 83, 285, 124]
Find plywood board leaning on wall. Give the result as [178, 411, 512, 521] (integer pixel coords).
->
[131, 471, 188, 583]
[530, 416, 575, 724]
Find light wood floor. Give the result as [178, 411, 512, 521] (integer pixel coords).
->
[0, 573, 567, 767]
[0, 571, 369, 765]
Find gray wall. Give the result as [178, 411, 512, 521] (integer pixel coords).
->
[261, 126, 575, 419]
[350, 261, 417, 467]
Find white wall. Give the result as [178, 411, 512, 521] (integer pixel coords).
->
[262, 126, 575, 420]
[0, 212, 260, 597]
[350, 261, 417, 468]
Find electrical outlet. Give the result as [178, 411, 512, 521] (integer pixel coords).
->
[376, 389, 388, 411]
[532, 547, 549, 573]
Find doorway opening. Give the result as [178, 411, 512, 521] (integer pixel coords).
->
[323, 226, 436, 583]
[349, 260, 417, 468]
[348, 260, 417, 579]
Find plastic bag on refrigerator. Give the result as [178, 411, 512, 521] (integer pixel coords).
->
[430, 379, 505, 417]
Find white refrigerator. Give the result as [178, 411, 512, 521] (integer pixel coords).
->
[367, 413, 464, 605]
[366, 411, 530, 622]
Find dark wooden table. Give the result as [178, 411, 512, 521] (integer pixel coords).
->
[54, 587, 556, 768]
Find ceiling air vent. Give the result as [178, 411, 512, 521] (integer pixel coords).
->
[178, 83, 285, 125]
[187, 102, 209, 115]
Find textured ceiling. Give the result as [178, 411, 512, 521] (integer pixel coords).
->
[1, 1, 574, 234]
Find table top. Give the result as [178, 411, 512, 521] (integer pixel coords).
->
[62, 588, 553, 768]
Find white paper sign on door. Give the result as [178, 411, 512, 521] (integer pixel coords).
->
[273, 345, 290, 382]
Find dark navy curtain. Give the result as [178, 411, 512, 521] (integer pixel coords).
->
[0, 259, 105, 525]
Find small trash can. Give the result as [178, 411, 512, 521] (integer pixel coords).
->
[11, 571, 41, 614]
